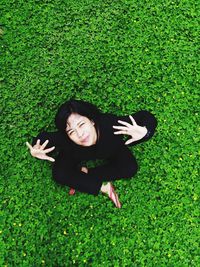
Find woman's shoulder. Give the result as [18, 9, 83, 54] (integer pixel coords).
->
[98, 113, 124, 146]
[99, 112, 119, 123]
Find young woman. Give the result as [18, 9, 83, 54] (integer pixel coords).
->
[26, 99, 157, 208]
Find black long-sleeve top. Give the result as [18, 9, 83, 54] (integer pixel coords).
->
[32, 111, 157, 195]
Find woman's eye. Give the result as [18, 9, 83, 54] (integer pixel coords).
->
[79, 123, 85, 127]
[69, 131, 74, 136]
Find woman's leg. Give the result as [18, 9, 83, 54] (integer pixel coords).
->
[52, 153, 102, 195]
[90, 147, 138, 182]
[81, 166, 121, 208]
[52, 154, 122, 207]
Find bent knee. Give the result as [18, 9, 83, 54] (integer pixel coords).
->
[52, 168, 68, 186]
[130, 159, 138, 176]
[124, 158, 138, 178]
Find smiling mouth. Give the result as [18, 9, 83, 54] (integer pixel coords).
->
[81, 136, 89, 143]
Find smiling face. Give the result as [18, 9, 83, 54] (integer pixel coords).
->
[66, 113, 97, 146]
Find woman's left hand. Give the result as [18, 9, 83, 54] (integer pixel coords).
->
[113, 115, 148, 145]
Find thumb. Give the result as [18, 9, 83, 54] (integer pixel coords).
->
[129, 115, 137, 126]
[125, 138, 135, 145]
[26, 142, 32, 150]
[45, 156, 55, 162]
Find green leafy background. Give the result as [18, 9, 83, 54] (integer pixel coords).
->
[1, 0, 199, 266]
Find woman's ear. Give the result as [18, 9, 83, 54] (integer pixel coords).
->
[91, 120, 95, 125]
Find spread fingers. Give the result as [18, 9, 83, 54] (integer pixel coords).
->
[40, 140, 49, 149]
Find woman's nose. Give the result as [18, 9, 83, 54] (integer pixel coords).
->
[76, 129, 83, 138]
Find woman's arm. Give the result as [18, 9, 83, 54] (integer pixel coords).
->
[26, 139, 55, 162]
[32, 131, 65, 148]
[26, 131, 69, 161]
[88, 146, 138, 181]
[113, 115, 148, 145]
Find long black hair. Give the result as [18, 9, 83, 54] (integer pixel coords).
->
[55, 99, 101, 133]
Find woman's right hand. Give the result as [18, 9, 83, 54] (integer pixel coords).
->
[26, 139, 55, 162]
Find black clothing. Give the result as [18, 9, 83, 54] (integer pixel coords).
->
[32, 111, 157, 195]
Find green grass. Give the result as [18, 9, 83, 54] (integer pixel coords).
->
[1, 0, 199, 266]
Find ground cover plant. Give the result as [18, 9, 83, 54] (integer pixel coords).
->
[1, 0, 199, 266]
